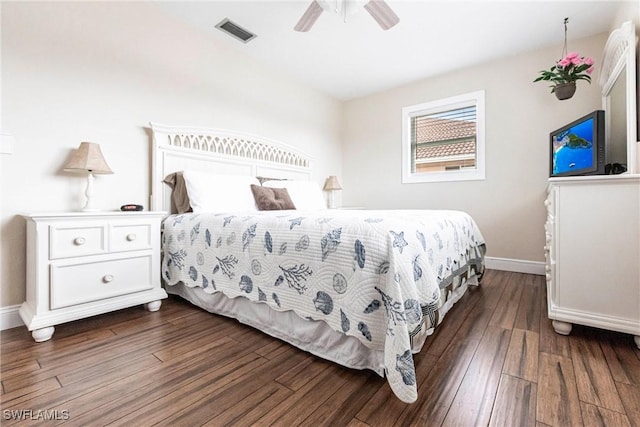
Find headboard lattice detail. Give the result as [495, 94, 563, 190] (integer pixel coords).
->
[150, 122, 313, 213]
[166, 133, 309, 168]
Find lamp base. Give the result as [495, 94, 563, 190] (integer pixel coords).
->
[82, 172, 98, 212]
[327, 190, 336, 209]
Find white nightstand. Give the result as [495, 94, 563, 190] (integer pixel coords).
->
[20, 211, 168, 342]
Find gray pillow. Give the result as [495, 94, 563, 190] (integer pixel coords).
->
[250, 184, 296, 210]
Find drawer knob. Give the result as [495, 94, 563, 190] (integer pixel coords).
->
[126, 233, 137, 242]
[103, 274, 114, 283]
[74, 237, 86, 246]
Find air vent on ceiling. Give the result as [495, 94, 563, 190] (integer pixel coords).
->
[215, 18, 257, 44]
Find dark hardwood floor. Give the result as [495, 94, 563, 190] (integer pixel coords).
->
[2, 269, 639, 426]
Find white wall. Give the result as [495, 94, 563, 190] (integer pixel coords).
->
[0, 2, 343, 308]
[342, 33, 608, 265]
[1, 1, 635, 315]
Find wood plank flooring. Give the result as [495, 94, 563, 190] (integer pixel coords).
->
[2, 269, 639, 426]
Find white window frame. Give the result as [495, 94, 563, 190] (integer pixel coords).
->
[401, 90, 486, 183]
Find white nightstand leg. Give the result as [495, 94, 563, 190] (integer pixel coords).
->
[32, 326, 55, 342]
[552, 320, 572, 335]
[145, 300, 162, 312]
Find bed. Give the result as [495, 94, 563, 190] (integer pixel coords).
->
[150, 122, 486, 403]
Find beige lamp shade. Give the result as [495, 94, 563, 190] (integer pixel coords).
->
[323, 175, 342, 191]
[64, 142, 113, 174]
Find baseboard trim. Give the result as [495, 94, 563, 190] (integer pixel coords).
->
[1, 304, 24, 331]
[485, 256, 545, 275]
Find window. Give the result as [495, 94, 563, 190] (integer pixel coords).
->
[402, 90, 485, 183]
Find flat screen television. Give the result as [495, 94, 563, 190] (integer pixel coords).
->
[550, 110, 605, 177]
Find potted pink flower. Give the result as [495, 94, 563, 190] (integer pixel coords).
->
[534, 52, 594, 100]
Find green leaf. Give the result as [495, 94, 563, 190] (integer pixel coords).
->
[574, 75, 592, 83]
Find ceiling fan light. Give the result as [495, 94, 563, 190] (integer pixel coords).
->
[318, 0, 366, 17]
[295, 0, 398, 32]
[364, 0, 400, 30]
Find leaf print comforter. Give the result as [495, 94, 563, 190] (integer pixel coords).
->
[161, 209, 486, 403]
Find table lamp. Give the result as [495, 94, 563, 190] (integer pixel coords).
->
[64, 142, 113, 211]
[323, 175, 342, 209]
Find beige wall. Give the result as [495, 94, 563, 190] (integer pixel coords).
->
[0, 2, 343, 308]
[342, 33, 608, 264]
[611, 1, 639, 30]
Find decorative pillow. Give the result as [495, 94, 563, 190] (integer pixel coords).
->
[163, 172, 192, 214]
[182, 170, 260, 213]
[261, 180, 327, 210]
[250, 184, 296, 210]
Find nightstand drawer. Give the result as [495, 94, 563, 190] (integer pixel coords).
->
[50, 255, 153, 309]
[50, 225, 107, 259]
[110, 223, 152, 252]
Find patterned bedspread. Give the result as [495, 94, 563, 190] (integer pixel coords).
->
[161, 209, 486, 403]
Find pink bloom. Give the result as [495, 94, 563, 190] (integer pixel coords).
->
[583, 57, 594, 66]
[587, 66, 594, 74]
[571, 56, 582, 65]
[566, 52, 580, 59]
[557, 58, 571, 67]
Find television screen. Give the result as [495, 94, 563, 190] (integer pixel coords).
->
[550, 110, 604, 177]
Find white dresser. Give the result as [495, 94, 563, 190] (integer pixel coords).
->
[544, 175, 640, 348]
[20, 211, 168, 342]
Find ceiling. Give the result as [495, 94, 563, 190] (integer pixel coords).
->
[155, 1, 626, 101]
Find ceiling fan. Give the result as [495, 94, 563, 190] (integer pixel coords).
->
[294, 0, 400, 32]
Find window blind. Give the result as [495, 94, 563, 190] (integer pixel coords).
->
[410, 106, 477, 173]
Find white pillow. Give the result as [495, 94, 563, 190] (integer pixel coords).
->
[262, 180, 326, 210]
[182, 171, 260, 213]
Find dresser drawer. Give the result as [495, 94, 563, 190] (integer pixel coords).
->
[50, 255, 153, 309]
[50, 224, 107, 259]
[110, 223, 152, 252]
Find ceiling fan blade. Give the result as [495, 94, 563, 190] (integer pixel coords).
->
[364, 0, 400, 30]
[294, 0, 324, 32]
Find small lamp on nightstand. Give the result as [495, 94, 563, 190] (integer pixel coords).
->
[64, 142, 113, 212]
[323, 175, 342, 209]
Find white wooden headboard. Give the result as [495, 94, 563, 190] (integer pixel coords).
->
[150, 122, 313, 213]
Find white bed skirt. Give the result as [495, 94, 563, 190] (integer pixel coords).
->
[167, 283, 392, 376]
[166, 273, 474, 380]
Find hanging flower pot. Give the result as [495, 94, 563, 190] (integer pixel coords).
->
[553, 82, 577, 100]
[533, 18, 594, 100]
